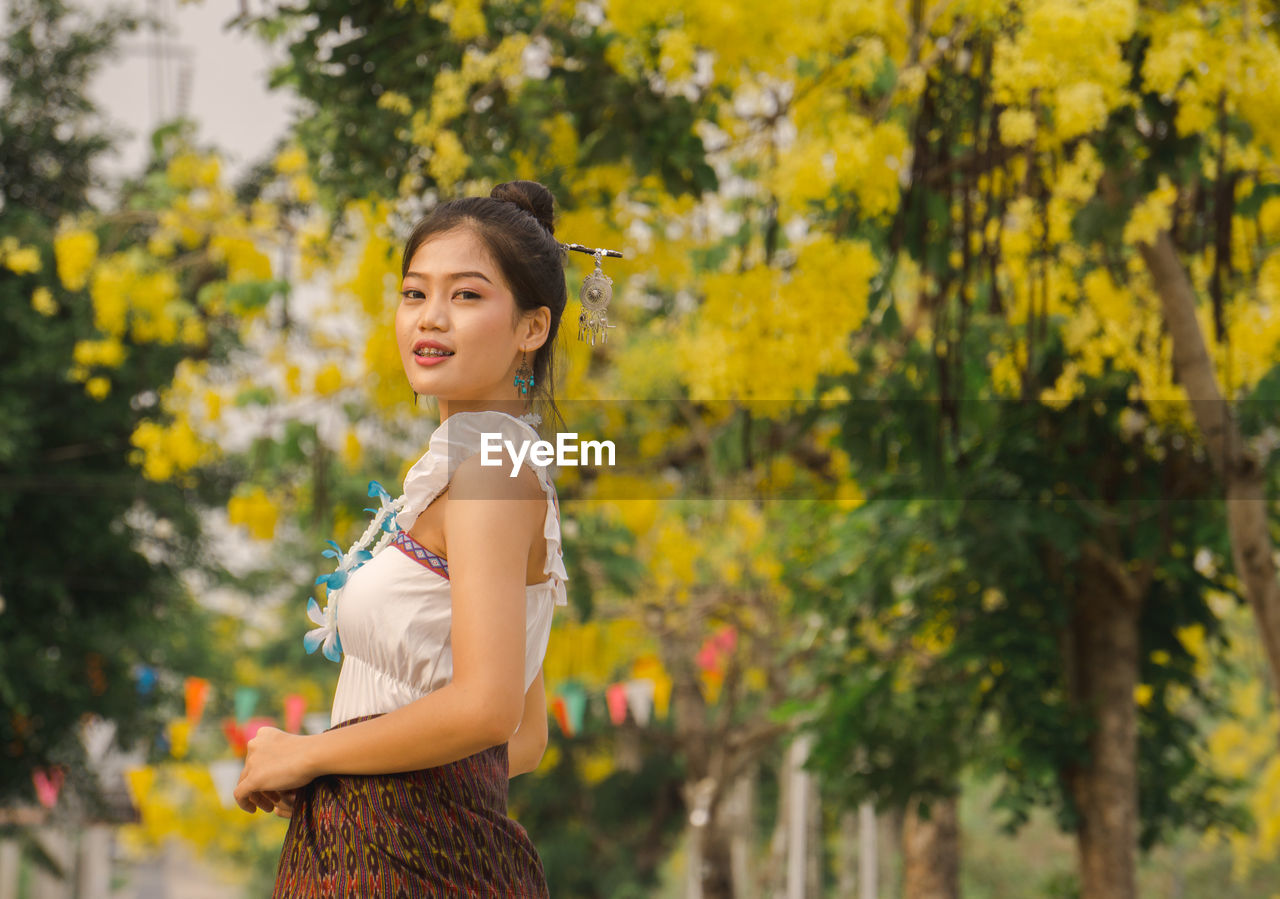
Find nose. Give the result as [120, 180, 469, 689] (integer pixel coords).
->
[414, 288, 450, 332]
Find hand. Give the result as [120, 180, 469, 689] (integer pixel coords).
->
[233, 727, 315, 813]
[273, 789, 297, 819]
[240, 789, 286, 814]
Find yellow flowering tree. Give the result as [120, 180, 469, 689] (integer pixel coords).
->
[56, 0, 1275, 895]
[0, 0, 240, 810]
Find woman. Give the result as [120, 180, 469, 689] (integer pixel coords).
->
[232, 180, 573, 898]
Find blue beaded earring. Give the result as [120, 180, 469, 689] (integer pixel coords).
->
[513, 350, 534, 396]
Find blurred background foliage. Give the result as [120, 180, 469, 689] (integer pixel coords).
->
[2, 0, 1279, 897]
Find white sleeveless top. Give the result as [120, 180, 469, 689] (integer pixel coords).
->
[328, 410, 569, 729]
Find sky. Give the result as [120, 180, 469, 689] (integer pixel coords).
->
[89, 0, 295, 183]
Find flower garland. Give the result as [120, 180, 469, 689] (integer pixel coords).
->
[303, 481, 404, 662]
[303, 411, 542, 663]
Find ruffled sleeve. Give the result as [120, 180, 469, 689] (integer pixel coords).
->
[395, 410, 569, 606]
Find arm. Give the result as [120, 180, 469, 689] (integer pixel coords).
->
[234, 456, 546, 809]
[507, 666, 549, 778]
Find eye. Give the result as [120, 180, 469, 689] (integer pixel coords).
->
[400, 288, 424, 300]
[455, 289, 482, 300]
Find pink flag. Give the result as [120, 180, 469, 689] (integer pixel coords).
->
[32, 767, 64, 808]
[284, 694, 307, 733]
[606, 683, 629, 725]
[244, 716, 277, 741]
[713, 625, 738, 654]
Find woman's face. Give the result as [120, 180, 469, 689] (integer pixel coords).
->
[396, 226, 544, 406]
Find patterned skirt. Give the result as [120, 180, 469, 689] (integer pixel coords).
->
[272, 714, 549, 898]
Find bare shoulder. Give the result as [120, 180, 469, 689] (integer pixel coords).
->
[447, 451, 547, 504]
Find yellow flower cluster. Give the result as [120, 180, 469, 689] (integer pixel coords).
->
[406, 34, 528, 175]
[166, 151, 221, 191]
[273, 145, 307, 175]
[428, 130, 468, 189]
[53, 227, 98, 291]
[428, 0, 487, 40]
[376, 90, 414, 116]
[88, 252, 191, 344]
[542, 617, 651, 687]
[120, 763, 286, 864]
[679, 234, 876, 403]
[227, 486, 280, 541]
[1142, 6, 1280, 150]
[773, 114, 909, 220]
[1193, 272, 1280, 401]
[1122, 176, 1177, 248]
[209, 234, 272, 283]
[0, 236, 41, 275]
[991, 0, 1136, 142]
[72, 338, 126, 369]
[30, 287, 57, 316]
[130, 417, 210, 482]
[328, 200, 405, 413]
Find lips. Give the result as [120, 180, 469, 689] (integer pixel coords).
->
[412, 339, 454, 359]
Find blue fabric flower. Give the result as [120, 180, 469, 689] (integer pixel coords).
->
[303, 482, 407, 664]
[314, 539, 373, 591]
[303, 596, 343, 663]
[364, 480, 401, 533]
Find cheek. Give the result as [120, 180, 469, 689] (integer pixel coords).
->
[460, 306, 516, 349]
[394, 308, 414, 345]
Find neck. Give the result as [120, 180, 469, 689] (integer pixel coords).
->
[437, 397, 530, 422]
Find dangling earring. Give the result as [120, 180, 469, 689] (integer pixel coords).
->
[513, 350, 534, 396]
[561, 243, 623, 345]
[577, 249, 616, 346]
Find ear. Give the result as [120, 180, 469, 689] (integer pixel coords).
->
[520, 305, 552, 352]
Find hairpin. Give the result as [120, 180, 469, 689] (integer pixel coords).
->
[561, 243, 623, 345]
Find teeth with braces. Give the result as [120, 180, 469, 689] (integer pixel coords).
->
[416, 348, 453, 357]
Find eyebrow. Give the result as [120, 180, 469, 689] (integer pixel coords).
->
[403, 270, 494, 284]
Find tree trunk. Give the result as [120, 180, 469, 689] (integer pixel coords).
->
[764, 753, 791, 897]
[729, 766, 757, 899]
[0, 838, 18, 899]
[806, 754, 823, 897]
[901, 795, 961, 899]
[701, 823, 736, 899]
[1139, 230, 1280, 698]
[786, 734, 814, 898]
[837, 809, 857, 897]
[1066, 555, 1142, 899]
[860, 802, 879, 899]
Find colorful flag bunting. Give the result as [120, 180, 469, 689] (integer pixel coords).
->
[244, 716, 276, 741]
[133, 664, 157, 695]
[222, 718, 248, 757]
[605, 683, 629, 725]
[561, 682, 587, 735]
[208, 759, 244, 809]
[79, 715, 117, 768]
[184, 676, 211, 729]
[625, 678, 655, 727]
[32, 767, 64, 808]
[550, 695, 573, 737]
[234, 687, 259, 724]
[284, 694, 307, 733]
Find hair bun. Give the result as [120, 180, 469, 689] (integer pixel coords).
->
[491, 180, 556, 237]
